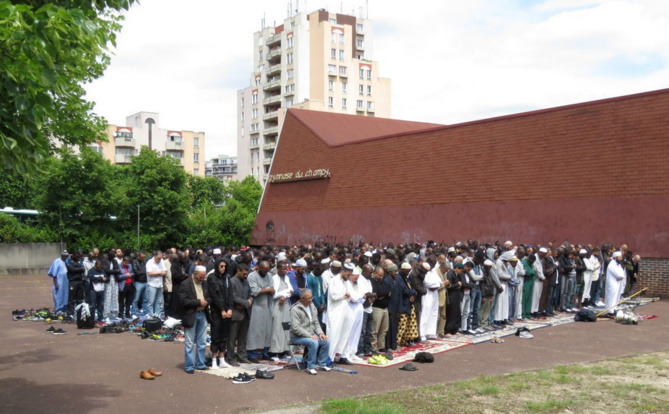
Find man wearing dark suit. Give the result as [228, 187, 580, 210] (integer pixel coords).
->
[179, 265, 211, 374]
[227, 263, 252, 365]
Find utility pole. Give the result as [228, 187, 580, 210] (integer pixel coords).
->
[137, 205, 140, 250]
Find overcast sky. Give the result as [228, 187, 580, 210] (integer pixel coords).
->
[84, 0, 669, 160]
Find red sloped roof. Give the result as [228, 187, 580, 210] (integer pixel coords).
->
[288, 108, 444, 147]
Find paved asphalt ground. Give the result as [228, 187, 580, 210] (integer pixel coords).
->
[0, 275, 666, 414]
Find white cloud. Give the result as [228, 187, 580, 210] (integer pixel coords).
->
[85, 0, 669, 159]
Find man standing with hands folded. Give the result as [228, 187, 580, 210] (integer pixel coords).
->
[180, 265, 211, 374]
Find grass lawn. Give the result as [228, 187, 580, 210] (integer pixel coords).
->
[318, 350, 669, 414]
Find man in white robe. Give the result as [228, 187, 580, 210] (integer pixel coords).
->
[327, 262, 354, 364]
[344, 268, 366, 362]
[604, 251, 626, 316]
[531, 248, 547, 315]
[421, 266, 442, 339]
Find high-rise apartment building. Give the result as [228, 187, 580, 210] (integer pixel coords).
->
[237, 9, 391, 184]
[91, 111, 205, 176]
[205, 155, 238, 182]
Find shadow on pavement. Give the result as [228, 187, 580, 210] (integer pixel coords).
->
[0, 347, 61, 372]
[0, 377, 120, 413]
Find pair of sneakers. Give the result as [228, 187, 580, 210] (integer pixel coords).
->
[46, 326, 67, 335]
[232, 373, 255, 384]
[306, 365, 331, 375]
[368, 354, 389, 365]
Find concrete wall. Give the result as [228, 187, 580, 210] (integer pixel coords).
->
[0, 243, 64, 275]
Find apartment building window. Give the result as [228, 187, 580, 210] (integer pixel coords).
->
[367, 69, 372, 79]
[328, 80, 334, 91]
[286, 99, 293, 107]
[357, 100, 363, 109]
[329, 18, 336, 24]
[194, 153, 199, 163]
[255, 77, 261, 86]
[342, 81, 347, 93]
[251, 123, 259, 132]
[285, 84, 294, 94]
[258, 50, 263, 61]
[287, 36, 294, 48]
[167, 151, 183, 159]
[287, 68, 294, 79]
[339, 66, 347, 75]
[116, 148, 134, 155]
[331, 48, 336, 59]
[357, 23, 363, 32]
[341, 98, 347, 109]
[252, 92, 258, 104]
[359, 84, 364, 95]
[251, 138, 259, 146]
[367, 85, 372, 96]
[194, 137, 199, 148]
[241, 112, 245, 122]
[339, 33, 345, 44]
[328, 97, 334, 108]
[287, 53, 293, 64]
[331, 32, 337, 43]
[252, 108, 258, 119]
[241, 127, 244, 136]
[356, 53, 364, 60]
[339, 50, 345, 61]
[356, 39, 364, 48]
[194, 169, 199, 176]
[258, 36, 264, 45]
[367, 101, 374, 111]
[359, 68, 364, 79]
[328, 64, 336, 74]
[241, 97, 245, 107]
[257, 64, 264, 72]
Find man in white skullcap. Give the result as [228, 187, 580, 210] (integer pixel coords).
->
[344, 267, 366, 362]
[604, 251, 626, 317]
[421, 262, 442, 339]
[288, 258, 309, 304]
[327, 262, 354, 364]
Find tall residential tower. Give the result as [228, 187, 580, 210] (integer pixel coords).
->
[237, 9, 391, 184]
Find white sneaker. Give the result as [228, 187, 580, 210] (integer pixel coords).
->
[596, 301, 605, 307]
[349, 354, 363, 363]
[271, 356, 281, 362]
[419, 336, 427, 342]
[218, 357, 231, 368]
[519, 331, 534, 339]
[475, 328, 485, 334]
[306, 368, 317, 375]
[317, 365, 331, 372]
[467, 329, 477, 335]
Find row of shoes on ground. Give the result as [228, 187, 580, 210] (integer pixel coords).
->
[515, 327, 534, 339]
[140, 369, 163, 380]
[306, 365, 332, 375]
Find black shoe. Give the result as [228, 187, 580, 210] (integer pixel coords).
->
[337, 358, 354, 366]
[247, 357, 260, 363]
[185, 370, 194, 374]
[46, 326, 56, 333]
[229, 359, 240, 367]
[53, 328, 67, 335]
[237, 357, 251, 364]
[232, 373, 255, 384]
[255, 369, 275, 379]
[384, 351, 394, 361]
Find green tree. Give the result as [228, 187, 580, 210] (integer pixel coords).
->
[0, 0, 137, 175]
[122, 148, 190, 249]
[0, 165, 38, 209]
[188, 175, 225, 208]
[33, 146, 121, 249]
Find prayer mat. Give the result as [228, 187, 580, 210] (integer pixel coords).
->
[355, 339, 471, 368]
[442, 322, 549, 345]
[199, 363, 284, 379]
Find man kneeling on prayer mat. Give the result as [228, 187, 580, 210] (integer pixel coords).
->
[290, 289, 331, 375]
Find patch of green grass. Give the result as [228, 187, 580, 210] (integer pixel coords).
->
[526, 398, 574, 413]
[478, 385, 500, 396]
[320, 398, 404, 414]
[592, 366, 614, 375]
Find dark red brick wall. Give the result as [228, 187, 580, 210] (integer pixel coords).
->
[253, 89, 669, 259]
[638, 258, 669, 298]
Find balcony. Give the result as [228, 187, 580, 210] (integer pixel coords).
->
[356, 106, 365, 113]
[250, 141, 260, 149]
[115, 137, 136, 148]
[356, 42, 364, 51]
[264, 126, 279, 136]
[263, 110, 279, 121]
[263, 141, 276, 150]
[250, 129, 260, 136]
[165, 141, 184, 151]
[266, 63, 281, 76]
[263, 94, 281, 105]
[263, 158, 272, 166]
[115, 154, 132, 164]
[266, 47, 281, 62]
[284, 86, 295, 97]
[263, 78, 281, 92]
[367, 105, 375, 113]
[266, 33, 281, 47]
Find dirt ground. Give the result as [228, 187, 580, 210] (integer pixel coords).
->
[0, 275, 666, 414]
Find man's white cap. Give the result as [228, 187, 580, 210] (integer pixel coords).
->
[194, 265, 207, 273]
[612, 251, 622, 258]
[422, 263, 431, 271]
[447, 247, 456, 253]
[277, 252, 287, 261]
[352, 266, 361, 275]
[400, 262, 412, 270]
[579, 249, 588, 255]
[295, 259, 307, 267]
[539, 247, 548, 253]
[342, 262, 354, 271]
[321, 258, 331, 265]
[484, 259, 494, 266]
[504, 240, 513, 246]
[364, 251, 373, 257]
[331, 260, 342, 267]
[213, 248, 222, 255]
